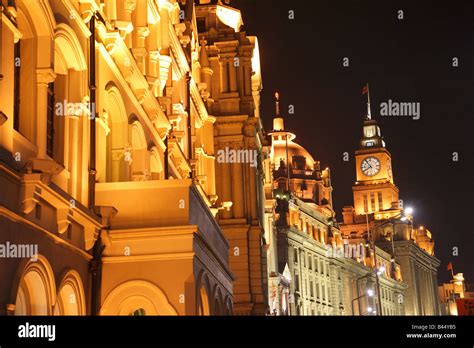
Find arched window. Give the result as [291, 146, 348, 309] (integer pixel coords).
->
[104, 85, 129, 182]
[15, 7, 37, 141]
[198, 286, 210, 316]
[55, 270, 86, 315]
[14, 256, 56, 316]
[150, 146, 164, 180]
[53, 24, 87, 197]
[129, 119, 148, 181]
[15, 0, 56, 160]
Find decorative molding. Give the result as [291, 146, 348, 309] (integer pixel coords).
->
[36, 68, 56, 85]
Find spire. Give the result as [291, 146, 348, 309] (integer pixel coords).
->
[360, 84, 386, 148]
[273, 91, 286, 132]
[362, 83, 371, 120]
[275, 91, 280, 116]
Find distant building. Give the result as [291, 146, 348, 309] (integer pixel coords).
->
[269, 96, 405, 316]
[196, 2, 268, 315]
[341, 100, 441, 315]
[439, 273, 474, 315]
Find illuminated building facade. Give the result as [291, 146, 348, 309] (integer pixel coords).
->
[341, 107, 441, 315]
[269, 98, 406, 316]
[195, 2, 268, 315]
[439, 273, 474, 315]
[0, 0, 443, 318]
[0, 0, 266, 316]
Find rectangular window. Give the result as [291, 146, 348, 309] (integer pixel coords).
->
[363, 194, 368, 213]
[378, 192, 383, 210]
[308, 254, 312, 270]
[316, 281, 320, 299]
[46, 82, 55, 158]
[370, 193, 376, 212]
[35, 203, 42, 220]
[310, 280, 314, 297]
[314, 257, 318, 273]
[294, 273, 299, 292]
[293, 248, 298, 263]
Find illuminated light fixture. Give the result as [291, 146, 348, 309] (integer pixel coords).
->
[367, 289, 374, 297]
[419, 226, 424, 230]
[367, 307, 373, 313]
[400, 216, 407, 221]
[222, 201, 233, 211]
[216, 5, 243, 32]
[404, 207, 413, 215]
[377, 266, 386, 276]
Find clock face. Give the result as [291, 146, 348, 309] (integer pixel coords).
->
[361, 156, 381, 176]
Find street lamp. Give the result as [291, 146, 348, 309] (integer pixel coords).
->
[351, 273, 377, 315]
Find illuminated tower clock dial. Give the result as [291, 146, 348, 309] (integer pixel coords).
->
[361, 156, 381, 176]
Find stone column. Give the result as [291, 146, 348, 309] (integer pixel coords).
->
[36, 68, 56, 159]
[228, 55, 237, 92]
[231, 152, 244, 218]
[132, 27, 150, 75]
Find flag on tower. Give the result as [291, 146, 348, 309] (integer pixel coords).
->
[447, 261, 453, 272]
[362, 84, 369, 95]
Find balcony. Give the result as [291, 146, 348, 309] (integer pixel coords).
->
[95, 178, 229, 265]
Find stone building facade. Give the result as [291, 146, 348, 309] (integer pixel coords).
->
[268, 104, 406, 316]
[340, 112, 440, 315]
[0, 0, 265, 316]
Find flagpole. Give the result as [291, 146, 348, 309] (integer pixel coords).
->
[367, 82, 371, 120]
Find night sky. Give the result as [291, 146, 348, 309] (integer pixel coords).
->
[232, 0, 474, 285]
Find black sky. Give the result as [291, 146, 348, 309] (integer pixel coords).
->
[232, 0, 474, 285]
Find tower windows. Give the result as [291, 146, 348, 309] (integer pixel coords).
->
[370, 193, 375, 212]
[363, 194, 368, 213]
[378, 192, 383, 210]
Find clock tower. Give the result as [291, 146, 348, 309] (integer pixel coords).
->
[352, 111, 399, 215]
